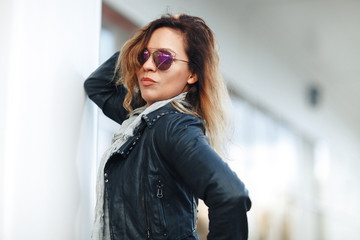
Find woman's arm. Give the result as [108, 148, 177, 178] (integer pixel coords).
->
[157, 114, 251, 240]
[84, 52, 129, 124]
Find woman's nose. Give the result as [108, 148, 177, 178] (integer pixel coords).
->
[142, 55, 157, 71]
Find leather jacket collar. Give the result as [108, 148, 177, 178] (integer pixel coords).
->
[142, 103, 178, 128]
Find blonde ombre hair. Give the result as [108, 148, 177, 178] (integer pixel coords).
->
[115, 14, 231, 156]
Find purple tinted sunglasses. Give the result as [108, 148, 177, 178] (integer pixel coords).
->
[138, 48, 189, 71]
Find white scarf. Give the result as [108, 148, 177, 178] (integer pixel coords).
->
[91, 93, 187, 240]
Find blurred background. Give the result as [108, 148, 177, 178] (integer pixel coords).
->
[1, 0, 360, 239]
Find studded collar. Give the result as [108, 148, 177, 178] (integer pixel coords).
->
[115, 103, 179, 158]
[141, 103, 179, 129]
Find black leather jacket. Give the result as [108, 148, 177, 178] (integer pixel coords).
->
[84, 52, 251, 240]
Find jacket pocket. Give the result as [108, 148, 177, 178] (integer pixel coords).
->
[156, 179, 167, 229]
[148, 176, 168, 239]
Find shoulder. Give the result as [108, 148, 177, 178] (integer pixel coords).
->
[146, 105, 211, 164]
[143, 103, 205, 143]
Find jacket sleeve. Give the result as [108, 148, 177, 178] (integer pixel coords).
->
[157, 114, 251, 240]
[84, 51, 129, 124]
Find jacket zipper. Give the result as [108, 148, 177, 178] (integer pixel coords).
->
[156, 180, 164, 198]
[135, 124, 151, 240]
[141, 179, 151, 240]
[156, 179, 167, 232]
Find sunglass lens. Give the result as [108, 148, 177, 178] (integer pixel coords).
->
[154, 50, 173, 70]
[138, 49, 150, 65]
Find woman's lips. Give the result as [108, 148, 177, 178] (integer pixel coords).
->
[141, 77, 156, 86]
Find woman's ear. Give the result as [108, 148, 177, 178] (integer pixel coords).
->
[187, 74, 198, 85]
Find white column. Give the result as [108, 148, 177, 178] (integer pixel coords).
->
[0, 0, 101, 239]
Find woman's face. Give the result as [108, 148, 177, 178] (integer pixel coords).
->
[136, 27, 197, 106]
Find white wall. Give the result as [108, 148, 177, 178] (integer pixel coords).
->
[0, 0, 101, 239]
[0, 0, 13, 236]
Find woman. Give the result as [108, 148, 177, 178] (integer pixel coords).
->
[85, 14, 251, 240]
